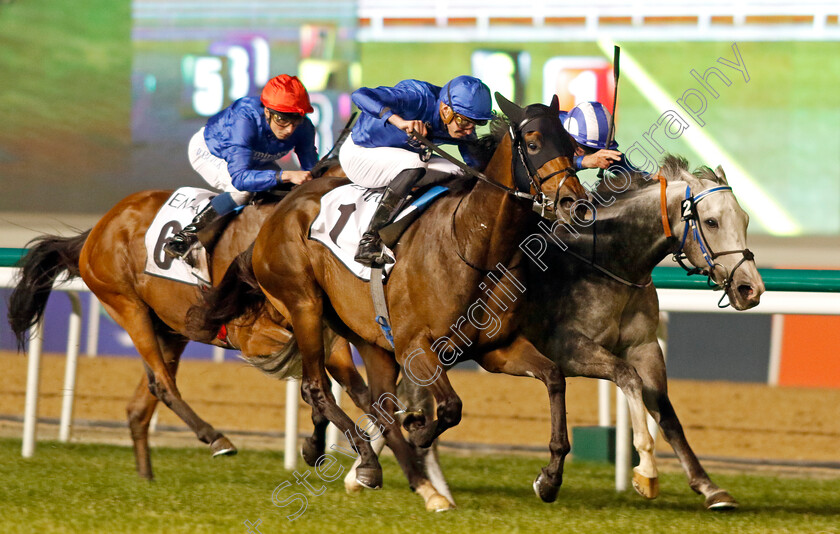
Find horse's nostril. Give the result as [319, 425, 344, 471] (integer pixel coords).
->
[738, 284, 753, 300]
[559, 196, 575, 212]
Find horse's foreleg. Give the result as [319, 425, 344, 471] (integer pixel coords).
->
[396, 340, 462, 449]
[302, 405, 329, 467]
[561, 336, 659, 499]
[477, 336, 569, 503]
[627, 343, 738, 510]
[356, 342, 453, 511]
[99, 295, 233, 456]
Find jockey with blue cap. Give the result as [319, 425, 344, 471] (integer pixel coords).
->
[561, 101, 625, 172]
[340, 75, 494, 265]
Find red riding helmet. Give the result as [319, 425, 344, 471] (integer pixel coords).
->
[260, 74, 314, 115]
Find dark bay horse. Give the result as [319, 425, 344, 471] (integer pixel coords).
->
[374, 155, 763, 509]
[7, 188, 369, 480]
[240, 94, 588, 507]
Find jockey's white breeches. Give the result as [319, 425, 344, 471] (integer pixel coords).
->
[188, 128, 252, 205]
[338, 133, 461, 189]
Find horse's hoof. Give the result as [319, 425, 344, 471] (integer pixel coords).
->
[532, 471, 560, 503]
[210, 437, 237, 457]
[631, 469, 659, 499]
[301, 439, 323, 467]
[705, 489, 738, 511]
[354, 466, 383, 490]
[345, 479, 365, 494]
[426, 494, 455, 512]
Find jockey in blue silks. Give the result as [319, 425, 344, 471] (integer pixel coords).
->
[559, 101, 644, 191]
[339, 75, 494, 266]
[164, 74, 318, 259]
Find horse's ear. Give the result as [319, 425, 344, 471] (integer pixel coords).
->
[714, 165, 729, 185]
[495, 92, 523, 124]
[549, 94, 560, 114]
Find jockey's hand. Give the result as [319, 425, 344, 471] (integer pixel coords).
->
[281, 170, 312, 185]
[388, 115, 427, 139]
[582, 150, 622, 170]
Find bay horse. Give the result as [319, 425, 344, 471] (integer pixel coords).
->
[7, 187, 370, 480]
[240, 93, 589, 506]
[365, 155, 763, 509]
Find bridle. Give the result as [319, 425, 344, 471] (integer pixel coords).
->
[671, 181, 755, 308]
[559, 174, 753, 304]
[409, 109, 578, 218]
[506, 113, 578, 219]
[410, 108, 579, 273]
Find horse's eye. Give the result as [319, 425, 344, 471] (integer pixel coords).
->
[704, 218, 718, 229]
[527, 143, 538, 151]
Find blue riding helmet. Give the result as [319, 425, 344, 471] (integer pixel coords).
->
[440, 75, 494, 122]
[562, 101, 619, 150]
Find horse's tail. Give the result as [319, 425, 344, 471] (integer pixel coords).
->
[185, 244, 264, 343]
[7, 230, 90, 351]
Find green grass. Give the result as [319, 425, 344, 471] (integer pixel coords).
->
[1, 438, 838, 533]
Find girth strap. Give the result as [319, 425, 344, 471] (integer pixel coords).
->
[370, 266, 395, 348]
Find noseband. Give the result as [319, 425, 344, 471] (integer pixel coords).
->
[672, 184, 755, 308]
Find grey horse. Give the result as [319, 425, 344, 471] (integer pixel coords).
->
[348, 154, 764, 510]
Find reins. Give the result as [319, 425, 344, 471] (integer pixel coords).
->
[409, 121, 576, 273]
[409, 129, 574, 206]
[558, 176, 674, 290]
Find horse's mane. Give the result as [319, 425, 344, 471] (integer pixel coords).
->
[462, 115, 512, 171]
[594, 154, 724, 198]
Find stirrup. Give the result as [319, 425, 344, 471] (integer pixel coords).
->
[163, 234, 197, 259]
[355, 234, 394, 266]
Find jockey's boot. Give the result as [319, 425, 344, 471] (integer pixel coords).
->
[163, 203, 220, 259]
[355, 187, 403, 266]
[356, 167, 427, 266]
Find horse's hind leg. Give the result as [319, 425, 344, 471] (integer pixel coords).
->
[477, 336, 570, 503]
[98, 294, 234, 456]
[326, 337, 371, 410]
[628, 342, 737, 510]
[303, 338, 371, 466]
[273, 297, 383, 489]
[127, 373, 159, 480]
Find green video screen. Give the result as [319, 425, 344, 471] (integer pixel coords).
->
[359, 40, 840, 236]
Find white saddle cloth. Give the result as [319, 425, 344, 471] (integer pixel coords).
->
[144, 187, 214, 286]
[308, 184, 399, 281]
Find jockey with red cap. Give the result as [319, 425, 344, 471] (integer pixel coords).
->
[164, 74, 318, 259]
[340, 75, 494, 266]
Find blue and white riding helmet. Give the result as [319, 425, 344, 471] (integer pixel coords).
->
[562, 101, 619, 150]
[440, 75, 494, 122]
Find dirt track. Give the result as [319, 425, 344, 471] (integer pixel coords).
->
[1, 351, 839, 463]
